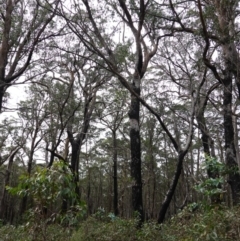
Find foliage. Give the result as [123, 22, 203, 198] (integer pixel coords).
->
[71, 205, 240, 241]
[162, 204, 240, 241]
[71, 215, 138, 241]
[7, 161, 81, 207]
[0, 224, 71, 241]
[195, 157, 226, 199]
[195, 177, 224, 197]
[6, 161, 86, 239]
[203, 156, 226, 175]
[1, 204, 240, 240]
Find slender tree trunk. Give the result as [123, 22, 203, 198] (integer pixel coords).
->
[233, 113, 240, 168]
[87, 168, 92, 215]
[0, 86, 5, 113]
[112, 130, 119, 216]
[61, 138, 70, 213]
[146, 119, 156, 219]
[68, 92, 96, 199]
[0, 148, 19, 222]
[20, 127, 40, 216]
[158, 151, 186, 224]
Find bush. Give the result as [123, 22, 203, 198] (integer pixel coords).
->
[161, 204, 240, 241]
[71, 216, 138, 241]
[71, 205, 240, 241]
[0, 224, 71, 241]
[5, 160, 86, 240]
[2, 196, 240, 240]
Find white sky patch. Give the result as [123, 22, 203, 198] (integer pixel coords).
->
[0, 83, 28, 121]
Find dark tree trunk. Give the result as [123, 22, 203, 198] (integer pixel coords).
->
[0, 85, 5, 112]
[0, 148, 19, 222]
[0, 0, 12, 113]
[68, 93, 96, 199]
[213, 0, 240, 206]
[70, 140, 81, 197]
[128, 74, 143, 222]
[47, 139, 59, 168]
[158, 151, 186, 224]
[223, 74, 240, 205]
[112, 130, 119, 216]
[87, 169, 92, 215]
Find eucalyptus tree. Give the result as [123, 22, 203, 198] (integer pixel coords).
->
[145, 30, 208, 222]
[57, 0, 209, 224]
[0, 0, 61, 113]
[206, 0, 240, 205]
[33, 41, 92, 169]
[60, 0, 166, 223]
[65, 58, 109, 197]
[160, 0, 240, 205]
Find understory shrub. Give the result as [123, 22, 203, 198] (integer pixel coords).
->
[1, 204, 240, 240]
[72, 204, 240, 241]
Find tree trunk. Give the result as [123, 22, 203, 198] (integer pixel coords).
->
[112, 130, 119, 216]
[70, 140, 81, 197]
[20, 126, 40, 217]
[158, 151, 186, 224]
[214, 0, 240, 206]
[128, 72, 143, 222]
[233, 113, 240, 168]
[68, 92, 96, 199]
[223, 74, 240, 205]
[0, 86, 5, 113]
[0, 148, 19, 223]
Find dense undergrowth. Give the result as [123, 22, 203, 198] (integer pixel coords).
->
[1, 204, 240, 241]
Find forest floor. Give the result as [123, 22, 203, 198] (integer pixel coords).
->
[0, 203, 240, 241]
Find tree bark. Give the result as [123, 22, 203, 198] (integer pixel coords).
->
[216, 0, 240, 204]
[128, 71, 144, 222]
[158, 151, 186, 224]
[197, 0, 240, 205]
[69, 140, 81, 197]
[112, 130, 119, 216]
[223, 73, 240, 205]
[0, 148, 20, 222]
[68, 92, 96, 198]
